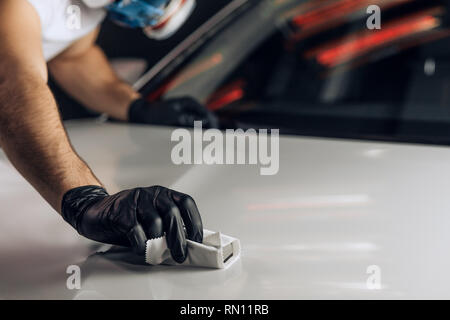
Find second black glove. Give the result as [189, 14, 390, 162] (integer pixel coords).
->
[128, 97, 218, 129]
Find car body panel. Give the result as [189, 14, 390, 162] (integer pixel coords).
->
[1, 121, 450, 299]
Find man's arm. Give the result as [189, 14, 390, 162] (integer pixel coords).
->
[48, 28, 218, 128]
[0, 0, 101, 212]
[48, 29, 140, 121]
[0, 0, 203, 260]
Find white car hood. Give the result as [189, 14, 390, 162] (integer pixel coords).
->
[1, 121, 450, 299]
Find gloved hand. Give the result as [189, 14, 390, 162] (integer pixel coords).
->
[61, 185, 203, 263]
[128, 97, 218, 128]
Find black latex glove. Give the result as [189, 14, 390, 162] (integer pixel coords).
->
[128, 97, 218, 129]
[61, 185, 203, 263]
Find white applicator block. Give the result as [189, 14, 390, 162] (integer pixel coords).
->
[145, 229, 241, 269]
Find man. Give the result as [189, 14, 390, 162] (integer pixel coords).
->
[0, 0, 210, 263]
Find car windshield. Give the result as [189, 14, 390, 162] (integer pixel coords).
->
[139, 0, 450, 145]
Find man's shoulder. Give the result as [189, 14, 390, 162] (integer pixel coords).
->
[0, 0, 46, 82]
[0, 0, 40, 29]
[0, 0, 37, 13]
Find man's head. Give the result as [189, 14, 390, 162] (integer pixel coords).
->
[82, 0, 195, 40]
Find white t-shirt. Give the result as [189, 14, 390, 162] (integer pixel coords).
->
[27, 0, 106, 61]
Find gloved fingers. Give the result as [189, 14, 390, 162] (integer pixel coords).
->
[126, 223, 148, 256]
[129, 97, 219, 128]
[171, 191, 203, 243]
[182, 101, 219, 129]
[154, 188, 188, 263]
[138, 209, 164, 240]
[185, 108, 219, 129]
[177, 113, 197, 127]
[179, 106, 219, 129]
[154, 97, 216, 128]
[163, 204, 188, 263]
[136, 189, 165, 240]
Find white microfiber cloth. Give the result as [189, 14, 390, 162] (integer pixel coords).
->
[145, 229, 241, 269]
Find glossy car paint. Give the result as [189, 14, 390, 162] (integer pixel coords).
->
[1, 121, 450, 299]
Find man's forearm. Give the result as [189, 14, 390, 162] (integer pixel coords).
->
[48, 44, 140, 121]
[0, 74, 102, 212]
